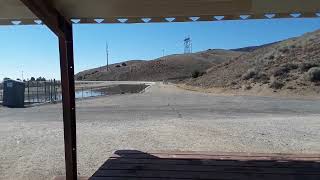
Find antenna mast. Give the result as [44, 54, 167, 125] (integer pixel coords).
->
[106, 41, 109, 71]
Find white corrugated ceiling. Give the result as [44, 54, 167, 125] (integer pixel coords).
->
[0, 0, 320, 25]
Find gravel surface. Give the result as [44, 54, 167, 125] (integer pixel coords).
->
[1, 82, 320, 180]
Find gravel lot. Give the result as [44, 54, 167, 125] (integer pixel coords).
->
[1, 82, 320, 180]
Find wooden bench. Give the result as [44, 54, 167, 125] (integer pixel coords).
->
[91, 150, 320, 180]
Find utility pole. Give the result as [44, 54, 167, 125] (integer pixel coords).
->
[106, 41, 109, 71]
[21, 70, 24, 81]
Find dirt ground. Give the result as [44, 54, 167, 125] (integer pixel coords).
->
[1, 82, 320, 180]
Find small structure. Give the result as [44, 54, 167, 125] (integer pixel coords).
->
[3, 79, 25, 108]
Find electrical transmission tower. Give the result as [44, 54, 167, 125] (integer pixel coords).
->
[184, 37, 192, 54]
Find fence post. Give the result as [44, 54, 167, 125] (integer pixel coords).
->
[36, 81, 39, 103]
[27, 81, 30, 103]
[44, 81, 47, 102]
[50, 80, 52, 102]
[54, 79, 57, 101]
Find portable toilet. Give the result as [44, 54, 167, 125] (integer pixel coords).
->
[3, 79, 25, 108]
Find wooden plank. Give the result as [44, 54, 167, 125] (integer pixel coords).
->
[100, 162, 320, 173]
[110, 153, 320, 161]
[91, 178, 192, 180]
[103, 158, 320, 169]
[112, 150, 320, 158]
[93, 169, 320, 180]
[92, 151, 320, 180]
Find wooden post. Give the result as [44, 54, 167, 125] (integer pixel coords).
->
[58, 26, 77, 180]
[20, 1, 77, 179]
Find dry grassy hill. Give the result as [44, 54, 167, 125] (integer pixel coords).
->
[76, 29, 320, 97]
[187, 30, 320, 96]
[75, 50, 243, 81]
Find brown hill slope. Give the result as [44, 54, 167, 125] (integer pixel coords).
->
[75, 50, 243, 81]
[187, 30, 320, 96]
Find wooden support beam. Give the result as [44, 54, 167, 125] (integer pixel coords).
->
[19, 1, 77, 180]
[58, 24, 77, 180]
[19, 0, 70, 38]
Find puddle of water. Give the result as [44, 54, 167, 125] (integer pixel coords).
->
[75, 90, 105, 99]
[55, 90, 106, 101]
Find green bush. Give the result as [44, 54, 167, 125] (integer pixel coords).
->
[300, 63, 318, 72]
[242, 68, 257, 80]
[273, 64, 298, 77]
[192, 70, 205, 78]
[307, 67, 320, 82]
[269, 80, 284, 89]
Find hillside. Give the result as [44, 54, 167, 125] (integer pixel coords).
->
[75, 50, 243, 81]
[186, 30, 320, 96]
[231, 42, 278, 52]
[76, 29, 320, 97]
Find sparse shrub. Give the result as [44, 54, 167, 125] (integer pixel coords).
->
[269, 55, 275, 60]
[307, 67, 320, 82]
[3, 77, 10, 81]
[192, 70, 205, 78]
[91, 71, 98, 75]
[242, 68, 258, 80]
[273, 64, 297, 77]
[256, 73, 270, 83]
[269, 80, 284, 89]
[279, 47, 289, 54]
[122, 63, 127, 66]
[115, 65, 121, 68]
[283, 63, 298, 70]
[229, 81, 237, 86]
[300, 63, 318, 72]
[244, 85, 252, 90]
[287, 86, 296, 90]
[192, 70, 200, 78]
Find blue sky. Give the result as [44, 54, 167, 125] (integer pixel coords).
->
[0, 18, 320, 80]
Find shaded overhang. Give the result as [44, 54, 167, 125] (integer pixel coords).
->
[1, 0, 320, 25]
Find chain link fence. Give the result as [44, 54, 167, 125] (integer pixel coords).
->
[25, 80, 60, 104]
[0, 82, 3, 103]
[0, 80, 107, 106]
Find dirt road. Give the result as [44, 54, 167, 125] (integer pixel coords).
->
[1, 82, 320, 179]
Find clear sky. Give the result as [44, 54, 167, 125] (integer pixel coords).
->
[0, 18, 320, 80]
